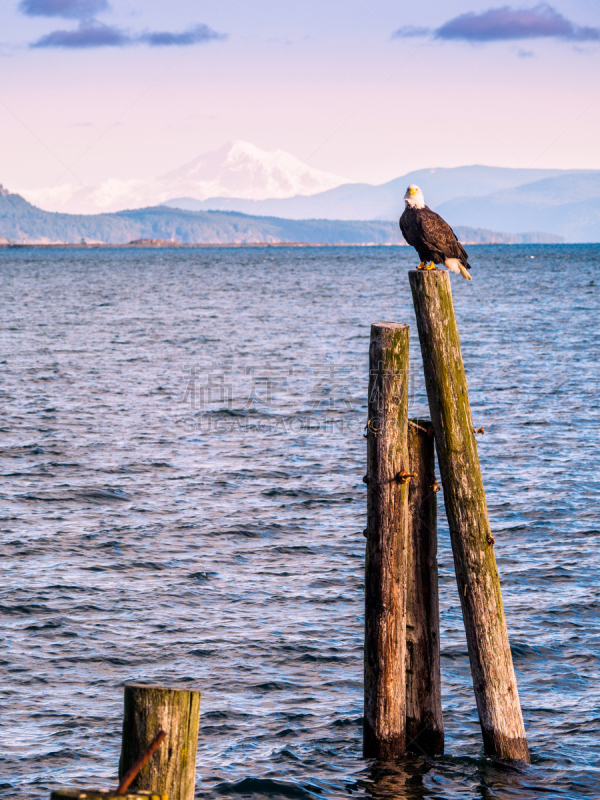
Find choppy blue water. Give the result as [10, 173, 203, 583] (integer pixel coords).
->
[0, 244, 599, 799]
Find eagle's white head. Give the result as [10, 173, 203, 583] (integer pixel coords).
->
[404, 184, 425, 209]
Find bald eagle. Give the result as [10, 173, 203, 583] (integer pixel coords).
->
[400, 185, 472, 280]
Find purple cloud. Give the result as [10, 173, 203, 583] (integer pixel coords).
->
[437, 4, 600, 41]
[29, 21, 227, 48]
[393, 4, 600, 43]
[31, 22, 129, 47]
[139, 24, 226, 46]
[20, 0, 108, 19]
[21, 0, 227, 49]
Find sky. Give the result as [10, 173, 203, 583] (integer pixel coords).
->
[2, 0, 600, 205]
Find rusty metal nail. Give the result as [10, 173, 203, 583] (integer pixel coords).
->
[396, 470, 417, 484]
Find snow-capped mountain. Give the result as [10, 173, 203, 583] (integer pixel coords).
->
[20, 141, 351, 214]
[159, 141, 349, 200]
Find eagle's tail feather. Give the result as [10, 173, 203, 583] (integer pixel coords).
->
[445, 257, 473, 281]
[457, 262, 472, 281]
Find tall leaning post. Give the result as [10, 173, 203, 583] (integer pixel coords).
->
[119, 684, 202, 800]
[408, 270, 529, 762]
[364, 322, 410, 759]
[405, 418, 444, 756]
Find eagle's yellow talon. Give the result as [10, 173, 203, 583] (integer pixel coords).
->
[426, 262, 437, 270]
[417, 261, 426, 269]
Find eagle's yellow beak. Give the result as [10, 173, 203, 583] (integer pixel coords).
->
[409, 187, 418, 196]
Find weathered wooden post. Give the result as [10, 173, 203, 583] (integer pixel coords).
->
[364, 322, 410, 759]
[405, 418, 444, 756]
[409, 270, 529, 762]
[119, 684, 201, 800]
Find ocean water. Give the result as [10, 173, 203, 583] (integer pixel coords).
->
[0, 244, 599, 800]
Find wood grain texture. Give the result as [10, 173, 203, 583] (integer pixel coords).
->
[409, 270, 529, 762]
[364, 322, 410, 759]
[406, 419, 444, 756]
[119, 684, 201, 800]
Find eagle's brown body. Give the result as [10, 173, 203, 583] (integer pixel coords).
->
[400, 204, 471, 275]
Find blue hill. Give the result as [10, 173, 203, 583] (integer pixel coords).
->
[0, 186, 561, 245]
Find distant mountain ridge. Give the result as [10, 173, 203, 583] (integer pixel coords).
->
[164, 165, 600, 242]
[0, 187, 562, 245]
[435, 173, 600, 242]
[16, 138, 600, 240]
[164, 165, 570, 218]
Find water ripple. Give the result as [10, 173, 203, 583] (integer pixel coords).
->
[0, 245, 599, 798]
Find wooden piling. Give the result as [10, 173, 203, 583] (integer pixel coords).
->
[119, 684, 201, 800]
[364, 322, 410, 759]
[408, 270, 529, 762]
[405, 419, 444, 756]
